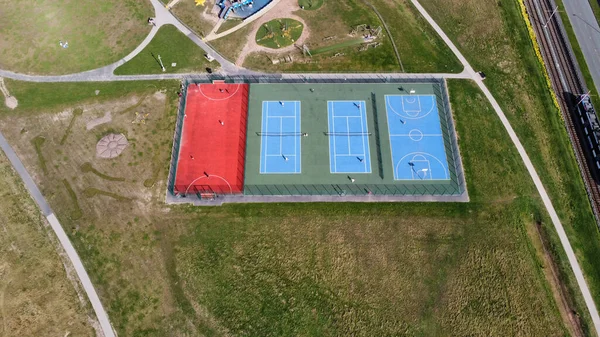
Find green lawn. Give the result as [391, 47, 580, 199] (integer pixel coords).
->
[0, 80, 173, 114]
[0, 0, 152, 75]
[114, 25, 213, 75]
[298, 0, 323, 10]
[255, 19, 304, 49]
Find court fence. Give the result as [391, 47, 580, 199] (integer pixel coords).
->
[167, 77, 467, 199]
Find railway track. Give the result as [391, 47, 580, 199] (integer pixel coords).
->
[524, 0, 600, 227]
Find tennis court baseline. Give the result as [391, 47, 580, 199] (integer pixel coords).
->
[327, 100, 371, 174]
[259, 100, 302, 174]
[385, 95, 449, 180]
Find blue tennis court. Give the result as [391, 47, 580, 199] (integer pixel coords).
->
[327, 100, 371, 173]
[259, 101, 302, 174]
[385, 95, 449, 180]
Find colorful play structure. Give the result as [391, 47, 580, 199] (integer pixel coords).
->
[218, 0, 271, 19]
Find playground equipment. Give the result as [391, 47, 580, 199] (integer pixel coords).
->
[195, 0, 206, 6]
[350, 24, 382, 39]
[270, 54, 294, 64]
[218, 0, 254, 19]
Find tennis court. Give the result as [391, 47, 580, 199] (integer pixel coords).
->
[259, 100, 302, 174]
[385, 94, 449, 180]
[327, 100, 372, 173]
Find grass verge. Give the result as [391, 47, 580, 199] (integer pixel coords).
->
[0, 152, 92, 335]
[114, 25, 213, 75]
[420, 0, 600, 332]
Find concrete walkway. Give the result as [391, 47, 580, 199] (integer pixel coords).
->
[205, 0, 283, 41]
[410, 0, 600, 335]
[0, 132, 116, 337]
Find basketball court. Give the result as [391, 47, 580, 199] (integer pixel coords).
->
[385, 94, 449, 181]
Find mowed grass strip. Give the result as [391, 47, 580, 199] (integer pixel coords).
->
[0, 0, 152, 75]
[0, 152, 92, 336]
[114, 25, 213, 75]
[419, 0, 600, 332]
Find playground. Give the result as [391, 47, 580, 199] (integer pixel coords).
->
[169, 79, 465, 201]
[255, 18, 304, 49]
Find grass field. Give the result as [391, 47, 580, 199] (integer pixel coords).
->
[208, 24, 254, 63]
[0, 78, 573, 335]
[170, 0, 217, 38]
[298, 0, 323, 10]
[114, 25, 213, 75]
[255, 18, 304, 49]
[0, 151, 93, 336]
[242, 0, 461, 73]
[420, 0, 600, 332]
[0, 0, 152, 75]
[216, 18, 243, 34]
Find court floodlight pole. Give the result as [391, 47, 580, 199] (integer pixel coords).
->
[158, 54, 166, 72]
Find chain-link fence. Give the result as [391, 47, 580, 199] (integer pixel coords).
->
[167, 77, 467, 199]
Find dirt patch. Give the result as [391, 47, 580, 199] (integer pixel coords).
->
[86, 111, 112, 130]
[528, 220, 585, 337]
[0, 78, 18, 110]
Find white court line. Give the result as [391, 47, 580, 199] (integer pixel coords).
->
[197, 83, 241, 101]
[389, 134, 443, 137]
[359, 103, 369, 173]
[394, 151, 449, 181]
[298, 101, 302, 173]
[265, 154, 297, 157]
[346, 117, 351, 155]
[263, 102, 269, 173]
[279, 117, 283, 155]
[333, 115, 362, 118]
[401, 95, 422, 115]
[385, 94, 436, 120]
[330, 102, 337, 173]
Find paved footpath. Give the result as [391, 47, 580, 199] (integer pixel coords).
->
[0, 132, 116, 337]
[411, 0, 600, 334]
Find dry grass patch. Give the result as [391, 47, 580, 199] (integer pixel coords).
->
[0, 151, 93, 336]
[0, 0, 152, 74]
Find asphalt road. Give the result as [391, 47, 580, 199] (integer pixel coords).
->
[562, 0, 600, 96]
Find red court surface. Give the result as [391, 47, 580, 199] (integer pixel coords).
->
[174, 83, 249, 195]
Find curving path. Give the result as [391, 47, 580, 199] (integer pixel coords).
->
[410, 0, 600, 335]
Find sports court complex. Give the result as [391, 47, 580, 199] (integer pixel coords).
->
[166, 77, 467, 204]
